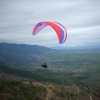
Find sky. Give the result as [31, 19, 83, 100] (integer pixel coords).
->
[0, 0, 100, 48]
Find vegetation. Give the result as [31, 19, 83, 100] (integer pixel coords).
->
[0, 43, 100, 100]
[0, 63, 100, 100]
[0, 72, 46, 100]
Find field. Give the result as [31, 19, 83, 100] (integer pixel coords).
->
[0, 44, 100, 99]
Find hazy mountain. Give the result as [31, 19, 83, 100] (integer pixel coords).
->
[0, 43, 52, 65]
[0, 43, 51, 55]
[51, 43, 100, 50]
[0, 42, 100, 66]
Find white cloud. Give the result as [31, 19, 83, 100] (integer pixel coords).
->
[0, 0, 100, 47]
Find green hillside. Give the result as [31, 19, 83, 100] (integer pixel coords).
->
[0, 72, 46, 100]
[0, 69, 100, 100]
[0, 43, 100, 100]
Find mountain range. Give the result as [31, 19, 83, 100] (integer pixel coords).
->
[0, 43, 52, 65]
[51, 43, 100, 50]
[0, 42, 100, 66]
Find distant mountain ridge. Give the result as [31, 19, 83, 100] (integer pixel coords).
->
[51, 44, 100, 50]
[0, 43, 51, 55]
[0, 43, 100, 66]
[0, 43, 52, 65]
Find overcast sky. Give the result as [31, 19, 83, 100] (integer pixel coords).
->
[0, 0, 100, 47]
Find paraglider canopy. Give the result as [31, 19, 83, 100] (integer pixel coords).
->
[32, 21, 67, 44]
[41, 62, 47, 68]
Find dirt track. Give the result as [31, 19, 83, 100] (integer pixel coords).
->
[33, 82, 51, 100]
[23, 82, 51, 100]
